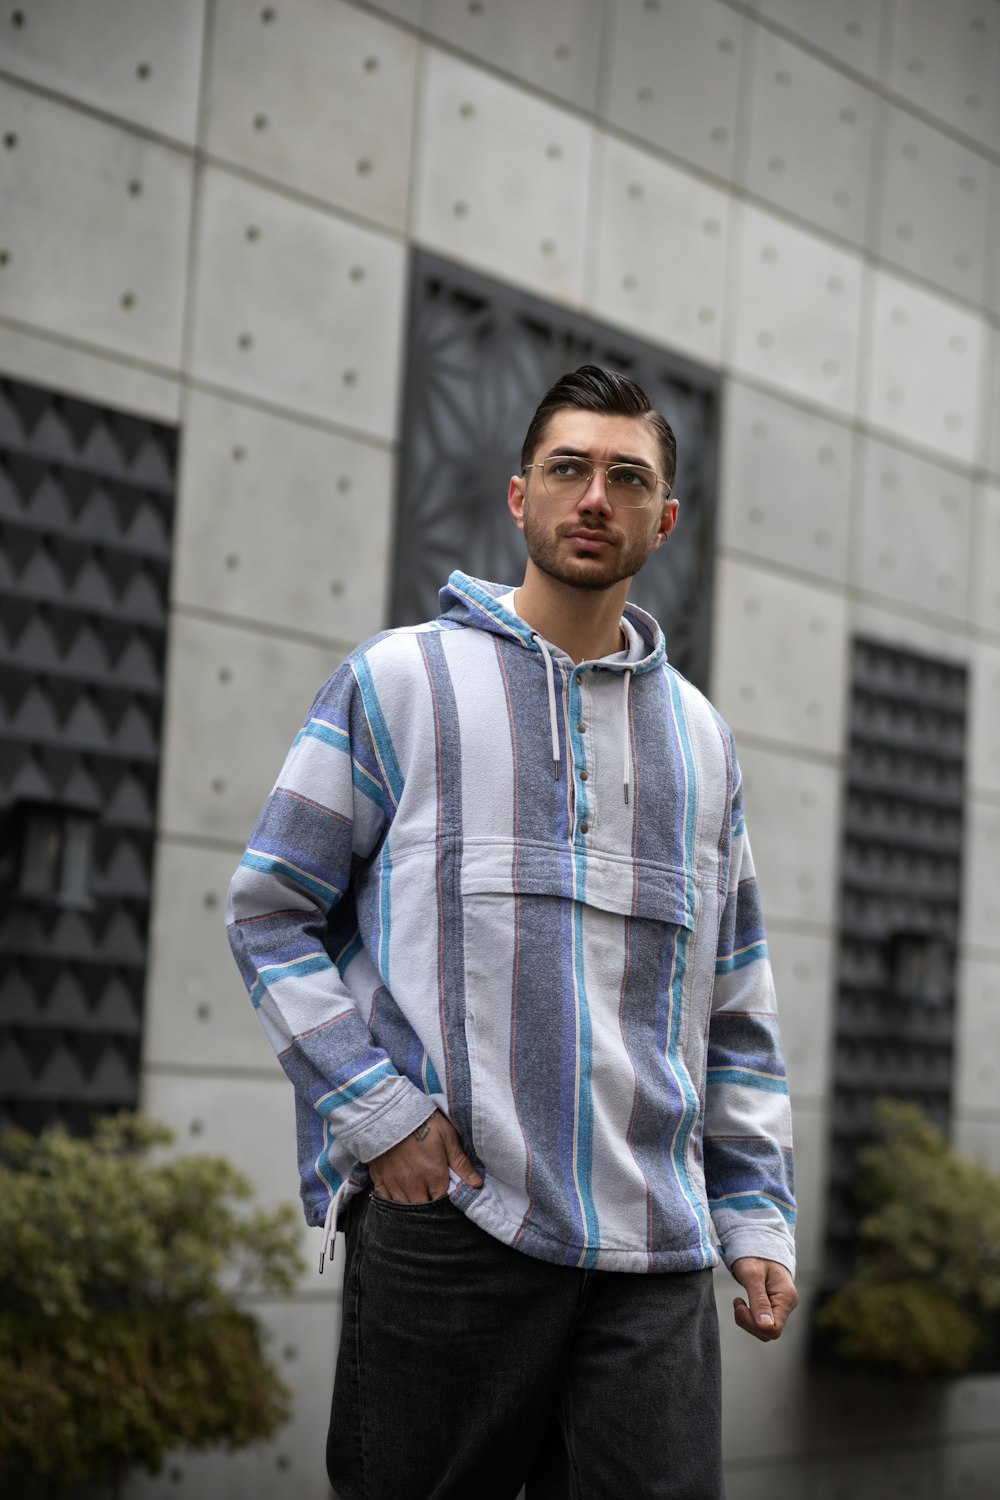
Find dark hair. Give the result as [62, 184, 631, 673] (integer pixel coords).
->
[520, 365, 677, 492]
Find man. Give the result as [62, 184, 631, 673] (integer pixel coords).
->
[228, 366, 797, 1499]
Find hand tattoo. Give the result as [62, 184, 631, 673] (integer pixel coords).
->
[411, 1121, 432, 1142]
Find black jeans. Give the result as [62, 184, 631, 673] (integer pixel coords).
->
[327, 1193, 723, 1500]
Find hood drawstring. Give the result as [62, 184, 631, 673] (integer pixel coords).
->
[533, 634, 561, 783]
[318, 1177, 352, 1274]
[621, 668, 633, 806]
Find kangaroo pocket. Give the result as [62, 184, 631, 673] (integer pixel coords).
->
[459, 852, 703, 1252]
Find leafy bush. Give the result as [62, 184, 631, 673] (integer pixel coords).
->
[817, 1098, 1000, 1377]
[0, 1113, 305, 1494]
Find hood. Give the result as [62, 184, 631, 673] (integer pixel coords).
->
[436, 571, 668, 677]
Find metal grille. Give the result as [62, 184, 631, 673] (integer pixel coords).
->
[392, 250, 720, 690]
[0, 374, 177, 1135]
[825, 636, 967, 1279]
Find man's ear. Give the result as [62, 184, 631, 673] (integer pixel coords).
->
[508, 474, 527, 531]
[652, 497, 679, 549]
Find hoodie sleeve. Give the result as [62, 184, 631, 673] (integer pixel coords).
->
[226, 654, 436, 1167]
[703, 753, 797, 1276]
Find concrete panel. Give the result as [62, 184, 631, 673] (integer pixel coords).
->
[143, 842, 274, 1074]
[602, 0, 745, 181]
[711, 557, 848, 755]
[189, 166, 405, 439]
[754, 0, 886, 76]
[850, 600, 970, 672]
[988, 165, 1000, 320]
[954, 1116, 1000, 1174]
[126, 1296, 338, 1500]
[0, 0, 203, 144]
[423, 0, 604, 111]
[969, 642, 1000, 798]
[742, 26, 877, 247]
[943, 1368, 1000, 1440]
[158, 613, 344, 844]
[971, 484, 1000, 638]
[736, 744, 841, 929]
[367, 0, 422, 22]
[961, 798, 1000, 954]
[588, 134, 730, 365]
[863, 269, 985, 467]
[785, 1099, 826, 1283]
[938, 1441, 1000, 1500]
[876, 106, 991, 306]
[984, 325, 1000, 479]
[0, 80, 191, 368]
[206, 0, 417, 233]
[412, 49, 591, 307]
[0, 320, 181, 423]
[803, 1448, 944, 1500]
[853, 434, 974, 626]
[767, 925, 835, 1103]
[728, 203, 863, 420]
[140, 1070, 324, 1287]
[174, 389, 392, 643]
[888, 0, 1000, 152]
[719, 381, 852, 586]
[954, 956, 1000, 1114]
[723, 1462, 807, 1500]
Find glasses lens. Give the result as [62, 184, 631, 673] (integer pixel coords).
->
[607, 465, 657, 506]
[540, 456, 592, 501]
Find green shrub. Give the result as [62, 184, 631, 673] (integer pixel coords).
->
[0, 1113, 305, 1494]
[817, 1098, 1000, 1377]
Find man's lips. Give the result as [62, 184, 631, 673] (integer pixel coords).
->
[563, 528, 616, 550]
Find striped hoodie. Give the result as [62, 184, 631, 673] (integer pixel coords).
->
[227, 572, 796, 1275]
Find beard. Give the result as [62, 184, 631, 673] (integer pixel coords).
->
[522, 500, 658, 592]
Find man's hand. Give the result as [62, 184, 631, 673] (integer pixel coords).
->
[367, 1112, 483, 1203]
[730, 1257, 798, 1342]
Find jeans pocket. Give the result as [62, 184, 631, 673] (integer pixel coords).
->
[368, 1192, 452, 1214]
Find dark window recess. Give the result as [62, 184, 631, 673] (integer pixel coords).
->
[0, 374, 177, 1136]
[823, 636, 967, 1285]
[392, 250, 720, 691]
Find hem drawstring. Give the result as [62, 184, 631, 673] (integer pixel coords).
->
[318, 1177, 352, 1274]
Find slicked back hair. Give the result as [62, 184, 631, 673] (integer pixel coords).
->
[520, 365, 677, 493]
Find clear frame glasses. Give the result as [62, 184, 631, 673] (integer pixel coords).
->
[523, 455, 669, 509]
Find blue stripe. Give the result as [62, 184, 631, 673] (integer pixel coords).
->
[664, 671, 713, 1264]
[353, 655, 404, 807]
[295, 719, 385, 809]
[445, 573, 536, 649]
[240, 850, 344, 905]
[572, 899, 599, 1267]
[335, 932, 363, 976]
[379, 842, 392, 984]
[710, 1191, 797, 1226]
[715, 941, 769, 975]
[250, 951, 332, 1010]
[707, 1067, 789, 1094]
[316, 1058, 395, 1114]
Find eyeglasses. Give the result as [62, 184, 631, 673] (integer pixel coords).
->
[523, 455, 669, 509]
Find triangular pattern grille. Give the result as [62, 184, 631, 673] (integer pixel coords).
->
[0, 374, 177, 1135]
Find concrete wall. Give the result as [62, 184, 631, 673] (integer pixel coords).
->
[0, 2, 997, 1496]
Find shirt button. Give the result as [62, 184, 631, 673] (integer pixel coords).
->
[577, 723, 586, 733]
[579, 769, 588, 782]
[579, 821, 589, 834]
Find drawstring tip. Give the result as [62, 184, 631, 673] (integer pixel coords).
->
[624, 784, 630, 806]
[318, 1249, 326, 1275]
[553, 759, 560, 782]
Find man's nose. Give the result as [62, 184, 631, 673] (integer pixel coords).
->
[577, 466, 613, 514]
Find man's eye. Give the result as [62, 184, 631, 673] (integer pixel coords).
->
[613, 468, 645, 487]
[550, 459, 586, 478]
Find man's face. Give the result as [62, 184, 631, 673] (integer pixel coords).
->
[507, 409, 678, 592]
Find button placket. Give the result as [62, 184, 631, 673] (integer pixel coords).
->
[570, 670, 592, 839]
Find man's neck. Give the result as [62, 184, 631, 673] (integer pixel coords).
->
[513, 568, 630, 664]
